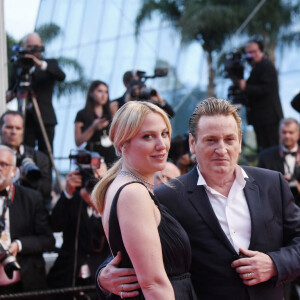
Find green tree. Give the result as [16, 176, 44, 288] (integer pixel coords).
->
[136, 0, 245, 97]
[242, 0, 300, 63]
[136, 0, 300, 97]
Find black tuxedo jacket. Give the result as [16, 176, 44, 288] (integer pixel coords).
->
[258, 145, 285, 174]
[9, 184, 55, 291]
[47, 192, 109, 288]
[9, 58, 65, 126]
[244, 57, 283, 127]
[155, 166, 300, 300]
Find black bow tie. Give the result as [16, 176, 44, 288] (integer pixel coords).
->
[0, 190, 8, 197]
[284, 151, 296, 156]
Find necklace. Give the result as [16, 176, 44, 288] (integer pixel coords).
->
[118, 170, 155, 192]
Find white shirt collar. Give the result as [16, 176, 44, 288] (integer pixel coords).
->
[196, 164, 248, 189]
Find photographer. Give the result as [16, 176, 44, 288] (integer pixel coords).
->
[239, 38, 283, 152]
[6, 32, 66, 154]
[111, 69, 174, 118]
[75, 80, 117, 167]
[0, 145, 55, 295]
[47, 152, 109, 300]
[0, 110, 52, 208]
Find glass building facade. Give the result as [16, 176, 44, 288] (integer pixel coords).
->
[35, 0, 300, 172]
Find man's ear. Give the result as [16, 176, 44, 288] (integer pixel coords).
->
[11, 167, 17, 178]
[189, 133, 196, 154]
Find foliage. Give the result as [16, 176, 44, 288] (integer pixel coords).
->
[135, 0, 300, 97]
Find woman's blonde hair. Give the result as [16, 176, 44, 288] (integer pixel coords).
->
[91, 101, 172, 213]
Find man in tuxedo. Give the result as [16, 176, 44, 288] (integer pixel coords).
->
[239, 39, 283, 152]
[0, 145, 55, 295]
[6, 32, 66, 154]
[258, 118, 300, 206]
[97, 98, 300, 300]
[0, 110, 52, 208]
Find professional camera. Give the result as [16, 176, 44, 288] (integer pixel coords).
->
[0, 241, 21, 279]
[10, 45, 45, 89]
[128, 68, 168, 101]
[16, 153, 41, 182]
[69, 149, 101, 188]
[224, 50, 251, 105]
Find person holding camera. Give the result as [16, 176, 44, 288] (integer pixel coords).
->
[239, 38, 283, 152]
[6, 32, 66, 154]
[111, 70, 174, 118]
[47, 160, 109, 300]
[0, 110, 52, 209]
[0, 145, 55, 295]
[75, 80, 117, 168]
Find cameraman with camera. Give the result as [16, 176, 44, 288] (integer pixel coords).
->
[0, 110, 52, 209]
[47, 150, 109, 300]
[0, 145, 54, 295]
[111, 69, 174, 118]
[239, 38, 283, 152]
[6, 32, 66, 154]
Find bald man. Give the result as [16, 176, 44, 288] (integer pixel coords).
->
[7, 32, 65, 155]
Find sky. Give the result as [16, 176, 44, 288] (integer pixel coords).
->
[4, 0, 40, 40]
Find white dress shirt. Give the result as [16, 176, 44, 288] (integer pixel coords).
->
[197, 165, 251, 253]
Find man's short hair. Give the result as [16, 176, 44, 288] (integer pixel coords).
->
[279, 117, 299, 131]
[247, 37, 264, 52]
[189, 97, 242, 141]
[0, 110, 24, 129]
[123, 70, 136, 85]
[0, 145, 17, 166]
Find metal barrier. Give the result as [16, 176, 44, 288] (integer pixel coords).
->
[0, 285, 96, 299]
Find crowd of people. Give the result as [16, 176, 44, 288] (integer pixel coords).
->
[1, 31, 300, 300]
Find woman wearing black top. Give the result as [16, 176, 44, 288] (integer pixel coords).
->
[75, 80, 117, 166]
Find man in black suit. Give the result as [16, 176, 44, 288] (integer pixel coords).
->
[6, 32, 66, 154]
[258, 118, 300, 206]
[0, 145, 55, 295]
[47, 170, 109, 300]
[97, 98, 300, 300]
[239, 39, 283, 152]
[0, 110, 52, 208]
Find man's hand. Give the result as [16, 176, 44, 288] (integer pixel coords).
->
[231, 248, 277, 286]
[65, 170, 82, 197]
[239, 79, 247, 91]
[8, 242, 19, 257]
[6, 91, 15, 102]
[98, 251, 140, 298]
[23, 53, 44, 68]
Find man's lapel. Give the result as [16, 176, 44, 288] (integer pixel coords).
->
[243, 175, 268, 250]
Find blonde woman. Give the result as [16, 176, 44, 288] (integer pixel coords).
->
[92, 101, 196, 299]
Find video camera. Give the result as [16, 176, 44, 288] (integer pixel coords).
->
[10, 45, 45, 89]
[69, 149, 101, 189]
[128, 68, 168, 101]
[224, 49, 252, 105]
[16, 153, 41, 182]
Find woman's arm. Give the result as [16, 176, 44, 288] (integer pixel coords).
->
[117, 183, 175, 300]
[74, 119, 109, 146]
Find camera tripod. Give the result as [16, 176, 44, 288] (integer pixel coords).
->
[16, 86, 62, 192]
